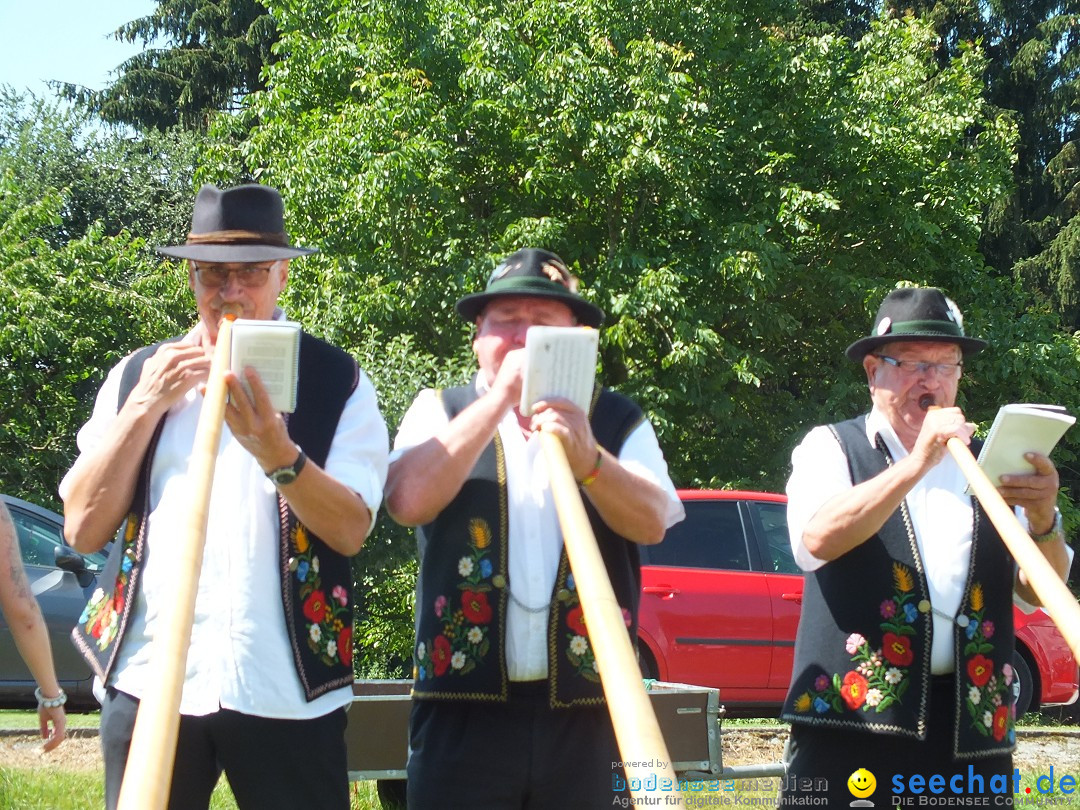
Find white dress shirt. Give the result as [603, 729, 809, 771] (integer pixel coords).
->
[61, 319, 389, 718]
[391, 380, 684, 680]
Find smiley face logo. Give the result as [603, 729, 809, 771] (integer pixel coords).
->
[847, 768, 876, 799]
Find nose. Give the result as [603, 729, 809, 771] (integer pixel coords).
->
[218, 271, 246, 297]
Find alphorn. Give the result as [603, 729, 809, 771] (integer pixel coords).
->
[540, 431, 684, 807]
[117, 315, 235, 810]
[942, 436, 1080, 662]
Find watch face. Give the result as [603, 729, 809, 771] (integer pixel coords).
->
[271, 469, 298, 486]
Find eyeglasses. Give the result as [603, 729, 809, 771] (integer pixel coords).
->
[192, 262, 278, 288]
[874, 355, 963, 379]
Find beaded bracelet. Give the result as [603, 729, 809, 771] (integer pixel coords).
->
[34, 686, 67, 709]
[578, 448, 603, 487]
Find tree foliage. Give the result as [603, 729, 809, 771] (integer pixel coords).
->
[803, 1, 1080, 329]
[196, 0, 1080, 674]
[60, 0, 278, 133]
[0, 189, 190, 507]
[6, 0, 1079, 677]
[0, 89, 199, 248]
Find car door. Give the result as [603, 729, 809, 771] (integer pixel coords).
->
[639, 495, 777, 702]
[744, 498, 804, 693]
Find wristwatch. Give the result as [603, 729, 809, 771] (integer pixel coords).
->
[266, 449, 307, 486]
[1030, 507, 1063, 543]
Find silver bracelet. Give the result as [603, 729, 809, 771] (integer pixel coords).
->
[35, 686, 67, 709]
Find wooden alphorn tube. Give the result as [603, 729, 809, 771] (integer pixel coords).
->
[942, 435, 1080, 663]
[540, 430, 684, 807]
[117, 315, 235, 810]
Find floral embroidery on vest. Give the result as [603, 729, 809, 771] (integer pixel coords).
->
[794, 562, 917, 714]
[415, 518, 495, 680]
[562, 574, 600, 683]
[961, 582, 1016, 744]
[289, 523, 352, 668]
[78, 513, 138, 651]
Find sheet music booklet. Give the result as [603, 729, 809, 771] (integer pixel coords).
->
[230, 319, 301, 413]
[519, 326, 599, 416]
[973, 403, 1075, 489]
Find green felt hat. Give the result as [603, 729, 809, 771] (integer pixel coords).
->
[455, 249, 604, 328]
[845, 287, 987, 361]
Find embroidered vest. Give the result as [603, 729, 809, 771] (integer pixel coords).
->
[780, 416, 1016, 759]
[411, 381, 645, 708]
[71, 332, 361, 701]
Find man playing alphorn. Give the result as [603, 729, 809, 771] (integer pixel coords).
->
[61, 184, 388, 810]
[385, 248, 684, 808]
[780, 287, 1071, 805]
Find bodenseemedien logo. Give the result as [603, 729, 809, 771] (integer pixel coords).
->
[849, 768, 878, 807]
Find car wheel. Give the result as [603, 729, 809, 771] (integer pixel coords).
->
[1011, 650, 1034, 719]
[638, 646, 658, 681]
[376, 779, 407, 810]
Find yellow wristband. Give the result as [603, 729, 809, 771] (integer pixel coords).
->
[578, 449, 603, 487]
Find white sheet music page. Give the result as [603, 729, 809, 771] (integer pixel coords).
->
[519, 326, 599, 416]
[230, 319, 301, 413]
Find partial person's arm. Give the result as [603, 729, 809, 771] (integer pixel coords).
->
[796, 407, 974, 563]
[530, 397, 674, 545]
[0, 506, 66, 751]
[62, 337, 213, 553]
[224, 367, 387, 556]
[386, 353, 527, 527]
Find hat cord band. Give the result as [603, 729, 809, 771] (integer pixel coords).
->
[887, 319, 964, 336]
[186, 229, 289, 246]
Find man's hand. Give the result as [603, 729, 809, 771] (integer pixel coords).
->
[223, 366, 296, 471]
[910, 406, 975, 471]
[529, 397, 598, 481]
[126, 340, 212, 416]
[488, 347, 527, 411]
[998, 452, 1060, 534]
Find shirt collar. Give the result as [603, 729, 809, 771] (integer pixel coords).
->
[866, 406, 907, 461]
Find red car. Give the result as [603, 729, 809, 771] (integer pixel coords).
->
[637, 489, 1079, 717]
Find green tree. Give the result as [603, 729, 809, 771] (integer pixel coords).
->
[801, 1, 1080, 329]
[0, 188, 190, 508]
[202, 0, 1079, 674]
[0, 88, 198, 248]
[60, 0, 278, 132]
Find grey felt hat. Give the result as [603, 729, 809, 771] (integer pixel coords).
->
[157, 184, 317, 262]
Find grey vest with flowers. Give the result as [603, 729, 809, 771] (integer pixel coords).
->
[71, 332, 360, 702]
[780, 415, 1016, 759]
[411, 380, 645, 708]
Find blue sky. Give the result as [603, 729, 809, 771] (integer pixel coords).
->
[0, 1, 156, 95]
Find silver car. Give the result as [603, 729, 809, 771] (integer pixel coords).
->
[0, 494, 108, 709]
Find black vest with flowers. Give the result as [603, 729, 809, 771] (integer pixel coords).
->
[411, 381, 645, 708]
[71, 332, 360, 702]
[780, 416, 1016, 759]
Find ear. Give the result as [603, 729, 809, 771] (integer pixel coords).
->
[277, 259, 290, 288]
[862, 354, 878, 386]
[187, 261, 197, 292]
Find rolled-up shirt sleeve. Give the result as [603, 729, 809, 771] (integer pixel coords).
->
[786, 425, 853, 572]
[323, 370, 390, 534]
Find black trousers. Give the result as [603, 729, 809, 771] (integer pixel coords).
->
[100, 687, 350, 810]
[406, 681, 624, 809]
[780, 677, 1015, 807]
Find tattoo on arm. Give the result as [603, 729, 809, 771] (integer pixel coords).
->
[0, 506, 32, 600]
